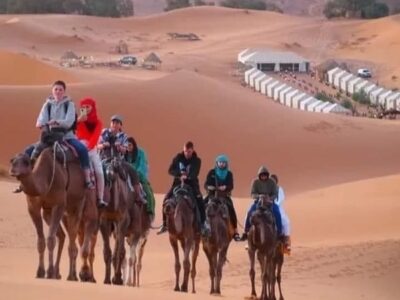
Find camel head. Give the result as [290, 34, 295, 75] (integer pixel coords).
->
[164, 196, 177, 216]
[206, 197, 226, 219]
[9, 153, 32, 178]
[105, 157, 122, 182]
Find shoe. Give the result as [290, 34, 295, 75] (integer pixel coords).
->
[240, 232, 248, 241]
[13, 186, 23, 193]
[98, 199, 108, 208]
[85, 181, 95, 190]
[157, 225, 168, 235]
[233, 233, 241, 242]
[201, 222, 211, 237]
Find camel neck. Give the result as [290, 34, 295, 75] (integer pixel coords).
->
[20, 153, 52, 196]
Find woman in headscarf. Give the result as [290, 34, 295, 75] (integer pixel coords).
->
[125, 137, 155, 218]
[76, 97, 107, 207]
[204, 154, 240, 241]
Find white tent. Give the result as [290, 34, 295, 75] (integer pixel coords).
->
[254, 73, 267, 92]
[323, 103, 351, 114]
[354, 80, 369, 93]
[260, 77, 274, 95]
[363, 83, 377, 96]
[292, 93, 307, 109]
[378, 90, 393, 107]
[327, 67, 341, 85]
[244, 68, 258, 84]
[339, 73, 354, 93]
[285, 89, 300, 107]
[279, 87, 293, 105]
[274, 83, 288, 101]
[333, 70, 348, 89]
[307, 99, 323, 112]
[370, 87, 386, 104]
[314, 101, 331, 112]
[266, 80, 280, 98]
[249, 70, 264, 88]
[300, 97, 317, 111]
[386, 92, 400, 109]
[348, 77, 362, 94]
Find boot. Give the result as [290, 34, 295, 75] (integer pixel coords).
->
[84, 169, 95, 190]
[157, 223, 168, 235]
[97, 198, 108, 208]
[201, 221, 210, 237]
[284, 236, 291, 255]
[13, 185, 23, 193]
[240, 232, 248, 241]
[232, 231, 241, 242]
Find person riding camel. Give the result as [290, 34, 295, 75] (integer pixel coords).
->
[241, 166, 283, 242]
[157, 141, 208, 235]
[125, 136, 155, 218]
[97, 115, 145, 205]
[270, 174, 291, 255]
[13, 80, 93, 193]
[76, 97, 107, 208]
[204, 154, 241, 242]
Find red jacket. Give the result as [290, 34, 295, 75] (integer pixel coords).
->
[76, 97, 102, 151]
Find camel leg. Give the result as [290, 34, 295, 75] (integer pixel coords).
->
[43, 209, 65, 280]
[66, 212, 81, 281]
[137, 237, 147, 287]
[180, 238, 192, 293]
[100, 220, 112, 284]
[122, 237, 130, 285]
[169, 237, 181, 292]
[248, 247, 257, 299]
[270, 257, 277, 300]
[276, 254, 284, 300]
[27, 204, 46, 278]
[88, 233, 98, 283]
[216, 246, 228, 295]
[204, 248, 215, 294]
[112, 221, 128, 285]
[46, 202, 65, 279]
[125, 236, 136, 286]
[190, 238, 200, 294]
[258, 253, 267, 300]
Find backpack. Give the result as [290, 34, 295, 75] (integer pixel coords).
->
[46, 101, 78, 133]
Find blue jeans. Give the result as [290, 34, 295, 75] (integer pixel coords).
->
[67, 138, 90, 169]
[25, 145, 35, 156]
[244, 200, 283, 236]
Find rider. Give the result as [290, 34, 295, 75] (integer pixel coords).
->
[241, 166, 283, 241]
[204, 154, 241, 241]
[97, 115, 145, 205]
[271, 174, 291, 254]
[125, 136, 155, 217]
[157, 141, 207, 235]
[76, 97, 107, 207]
[14, 80, 93, 193]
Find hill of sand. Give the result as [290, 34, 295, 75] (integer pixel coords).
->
[0, 51, 77, 85]
[0, 7, 400, 300]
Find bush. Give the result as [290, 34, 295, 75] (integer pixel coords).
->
[341, 99, 354, 110]
[164, 0, 191, 11]
[220, 0, 282, 12]
[361, 2, 389, 19]
[315, 91, 333, 102]
[352, 90, 370, 104]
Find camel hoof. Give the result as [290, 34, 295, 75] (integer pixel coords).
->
[90, 277, 97, 283]
[112, 276, 123, 285]
[67, 274, 78, 281]
[174, 286, 180, 292]
[46, 267, 56, 279]
[180, 285, 188, 293]
[36, 267, 45, 279]
[79, 270, 93, 282]
[104, 279, 111, 285]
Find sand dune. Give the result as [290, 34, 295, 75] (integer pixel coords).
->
[0, 51, 77, 85]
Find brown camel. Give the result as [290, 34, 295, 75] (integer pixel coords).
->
[123, 189, 151, 287]
[99, 157, 132, 285]
[164, 185, 200, 293]
[202, 195, 234, 295]
[247, 195, 278, 300]
[9, 148, 87, 281]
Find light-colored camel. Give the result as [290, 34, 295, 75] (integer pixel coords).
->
[9, 148, 87, 281]
[247, 195, 278, 300]
[99, 157, 132, 285]
[122, 192, 151, 287]
[202, 196, 234, 295]
[164, 185, 200, 293]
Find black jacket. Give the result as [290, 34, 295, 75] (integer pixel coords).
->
[168, 151, 201, 192]
[204, 169, 233, 196]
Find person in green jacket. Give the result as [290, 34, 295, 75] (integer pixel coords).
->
[125, 137, 155, 217]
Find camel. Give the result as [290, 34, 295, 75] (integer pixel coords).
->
[163, 184, 200, 293]
[99, 157, 132, 285]
[122, 190, 151, 287]
[202, 195, 234, 295]
[247, 195, 278, 300]
[9, 146, 87, 281]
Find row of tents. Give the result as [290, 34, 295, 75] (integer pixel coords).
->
[244, 68, 350, 114]
[327, 67, 400, 109]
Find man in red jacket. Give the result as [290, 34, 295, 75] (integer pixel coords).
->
[76, 97, 107, 207]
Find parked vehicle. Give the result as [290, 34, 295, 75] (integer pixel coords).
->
[357, 68, 372, 78]
[119, 56, 137, 65]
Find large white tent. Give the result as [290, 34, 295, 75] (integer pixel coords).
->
[260, 77, 274, 95]
[254, 73, 267, 92]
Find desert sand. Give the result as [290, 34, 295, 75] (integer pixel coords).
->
[0, 6, 399, 300]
